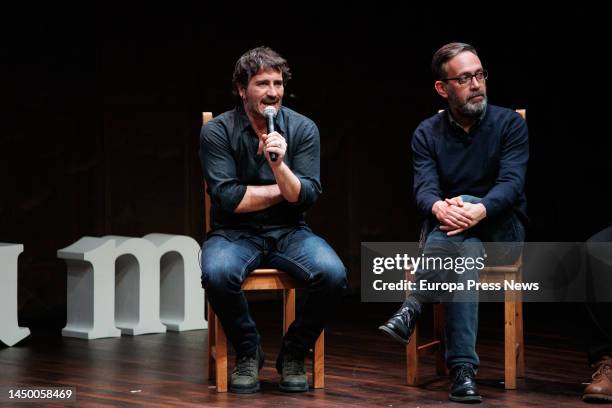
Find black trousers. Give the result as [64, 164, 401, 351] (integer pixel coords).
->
[585, 226, 612, 364]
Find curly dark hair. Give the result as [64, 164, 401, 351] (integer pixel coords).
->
[232, 46, 291, 97]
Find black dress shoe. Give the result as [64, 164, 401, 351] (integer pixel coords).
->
[449, 364, 482, 403]
[378, 297, 422, 345]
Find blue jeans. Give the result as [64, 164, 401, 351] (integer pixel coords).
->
[413, 195, 525, 369]
[201, 227, 347, 357]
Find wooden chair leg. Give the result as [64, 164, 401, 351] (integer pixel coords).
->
[433, 303, 447, 376]
[516, 289, 525, 378]
[283, 288, 325, 389]
[313, 332, 325, 388]
[207, 303, 216, 382]
[407, 323, 419, 385]
[214, 309, 228, 393]
[504, 281, 517, 390]
[283, 288, 296, 333]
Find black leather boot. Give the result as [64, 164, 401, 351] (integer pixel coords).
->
[378, 296, 422, 345]
[449, 364, 482, 403]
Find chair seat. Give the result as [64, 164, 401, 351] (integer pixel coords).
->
[250, 268, 282, 274]
[481, 265, 521, 274]
[242, 268, 306, 290]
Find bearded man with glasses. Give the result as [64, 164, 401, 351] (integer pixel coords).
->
[379, 42, 528, 403]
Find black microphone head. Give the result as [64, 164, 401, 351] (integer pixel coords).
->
[263, 106, 277, 119]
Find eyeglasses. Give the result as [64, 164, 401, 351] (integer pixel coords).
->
[442, 70, 488, 86]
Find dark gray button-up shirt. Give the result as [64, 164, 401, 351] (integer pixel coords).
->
[199, 105, 322, 240]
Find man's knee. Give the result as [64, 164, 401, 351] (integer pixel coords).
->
[292, 231, 347, 291]
[314, 255, 347, 292]
[201, 251, 246, 293]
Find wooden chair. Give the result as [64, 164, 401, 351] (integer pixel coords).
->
[406, 109, 526, 390]
[202, 112, 324, 393]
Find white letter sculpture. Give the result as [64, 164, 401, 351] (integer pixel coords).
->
[0, 243, 31, 346]
[144, 233, 206, 331]
[59, 234, 206, 339]
[59, 237, 122, 339]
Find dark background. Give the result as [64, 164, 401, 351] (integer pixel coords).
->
[1, 7, 608, 330]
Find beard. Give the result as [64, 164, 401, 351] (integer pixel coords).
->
[449, 90, 488, 118]
[244, 96, 282, 119]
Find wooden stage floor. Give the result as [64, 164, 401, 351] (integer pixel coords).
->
[0, 298, 595, 407]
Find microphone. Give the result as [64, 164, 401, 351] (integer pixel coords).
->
[263, 106, 278, 162]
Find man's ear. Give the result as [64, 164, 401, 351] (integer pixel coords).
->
[237, 86, 246, 101]
[434, 81, 448, 99]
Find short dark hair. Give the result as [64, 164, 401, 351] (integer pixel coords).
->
[432, 42, 478, 80]
[232, 46, 291, 96]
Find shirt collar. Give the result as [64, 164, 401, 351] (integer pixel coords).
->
[446, 105, 487, 133]
[236, 104, 286, 135]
